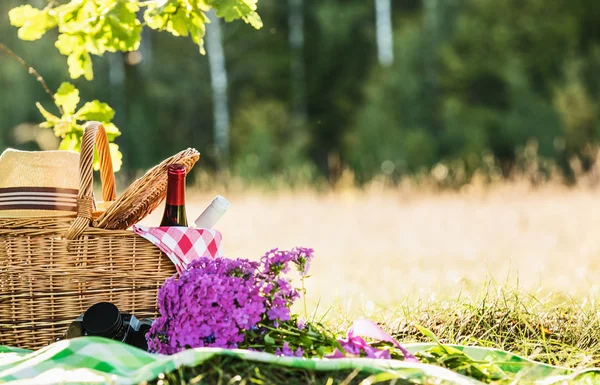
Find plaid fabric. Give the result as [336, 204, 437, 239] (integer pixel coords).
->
[0, 338, 597, 385]
[133, 225, 222, 272]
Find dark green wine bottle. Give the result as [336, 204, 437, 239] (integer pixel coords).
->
[160, 164, 188, 227]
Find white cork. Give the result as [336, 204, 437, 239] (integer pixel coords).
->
[193, 195, 230, 229]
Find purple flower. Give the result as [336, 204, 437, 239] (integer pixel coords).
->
[297, 319, 306, 330]
[261, 249, 293, 276]
[147, 247, 314, 355]
[275, 342, 295, 357]
[291, 247, 314, 275]
[147, 257, 266, 354]
[260, 248, 315, 278]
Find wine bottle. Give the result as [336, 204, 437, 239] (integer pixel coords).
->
[160, 164, 188, 227]
[193, 195, 230, 229]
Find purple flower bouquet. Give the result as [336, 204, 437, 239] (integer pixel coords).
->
[146, 247, 416, 361]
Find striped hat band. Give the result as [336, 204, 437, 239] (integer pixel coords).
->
[0, 187, 79, 213]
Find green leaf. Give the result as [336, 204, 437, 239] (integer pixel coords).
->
[35, 102, 60, 128]
[243, 12, 263, 29]
[59, 132, 81, 151]
[55, 82, 80, 115]
[144, 1, 208, 54]
[170, 10, 190, 37]
[103, 1, 142, 52]
[39, 122, 55, 129]
[316, 345, 328, 357]
[109, 143, 122, 172]
[54, 121, 77, 138]
[144, 10, 168, 30]
[208, 0, 260, 23]
[9, 5, 56, 40]
[104, 18, 142, 52]
[263, 334, 275, 346]
[300, 335, 313, 348]
[416, 325, 441, 345]
[55, 34, 81, 55]
[54, 1, 88, 35]
[8, 5, 39, 27]
[102, 123, 121, 141]
[95, 142, 122, 172]
[75, 101, 115, 122]
[67, 51, 94, 80]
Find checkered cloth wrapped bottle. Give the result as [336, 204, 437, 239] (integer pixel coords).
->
[133, 225, 223, 273]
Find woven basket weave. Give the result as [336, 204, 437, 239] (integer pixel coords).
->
[0, 122, 197, 350]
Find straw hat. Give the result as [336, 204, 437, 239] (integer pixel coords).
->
[0, 148, 81, 217]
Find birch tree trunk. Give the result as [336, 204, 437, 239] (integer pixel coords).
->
[375, 0, 394, 67]
[206, 10, 230, 170]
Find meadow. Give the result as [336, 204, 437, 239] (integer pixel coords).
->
[138, 180, 600, 384]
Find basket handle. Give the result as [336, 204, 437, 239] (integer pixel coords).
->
[65, 122, 117, 240]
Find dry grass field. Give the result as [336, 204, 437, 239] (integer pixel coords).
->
[140, 181, 600, 379]
[141, 181, 600, 314]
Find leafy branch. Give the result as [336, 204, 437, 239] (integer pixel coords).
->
[0, 43, 121, 170]
[37, 82, 123, 171]
[9, 0, 262, 80]
[7, 0, 262, 170]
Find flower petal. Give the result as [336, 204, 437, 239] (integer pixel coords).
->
[326, 349, 347, 358]
[350, 319, 419, 362]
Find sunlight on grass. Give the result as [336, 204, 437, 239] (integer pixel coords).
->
[136, 182, 600, 383]
[142, 182, 600, 308]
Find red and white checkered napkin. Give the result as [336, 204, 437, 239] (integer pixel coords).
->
[132, 225, 223, 273]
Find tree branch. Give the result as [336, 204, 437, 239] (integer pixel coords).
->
[0, 42, 63, 115]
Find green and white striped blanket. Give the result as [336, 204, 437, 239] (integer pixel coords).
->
[0, 337, 598, 384]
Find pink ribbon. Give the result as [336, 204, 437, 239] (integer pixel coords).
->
[328, 319, 419, 362]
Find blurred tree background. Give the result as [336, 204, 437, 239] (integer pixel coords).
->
[1, 0, 600, 187]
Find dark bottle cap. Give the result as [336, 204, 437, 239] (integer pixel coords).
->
[82, 302, 123, 338]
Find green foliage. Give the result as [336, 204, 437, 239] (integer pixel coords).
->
[145, 355, 376, 385]
[231, 99, 316, 186]
[5, 0, 600, 185]
[9, 0, 262, 80]
[10, 1, 142, 80]
[250, 317, 342, 358]
[344, 0, 600, 186]
[36, 82, 122, 171]
[207, 0, 262, 27]
[7, 0, 262, 173]
[143, 0, 262, 54]
[416, 326, 507, 383]
[347, 23, 439, 183]
[8, 5, 57, 41]
[143, 1, 209, 54]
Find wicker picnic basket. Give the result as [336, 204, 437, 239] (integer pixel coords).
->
[0, 122, 199, 350]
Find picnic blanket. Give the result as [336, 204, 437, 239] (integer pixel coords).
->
[0, 338, 598, 385]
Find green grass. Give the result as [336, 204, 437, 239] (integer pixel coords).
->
[135, 187, 600, 383]
[140, 356, 383, 385]
[140, 286, 600, 384]
[390, 287, 600, 369]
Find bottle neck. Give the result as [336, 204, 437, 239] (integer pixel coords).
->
[166, 175, 186, 206]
